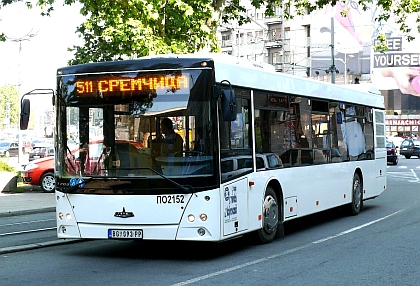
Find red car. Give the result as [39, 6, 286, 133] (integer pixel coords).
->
[21, 157, 55, 192]
[20, 139, 144, 192]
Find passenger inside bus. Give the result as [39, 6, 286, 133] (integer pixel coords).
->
[160, 117, 183, 156]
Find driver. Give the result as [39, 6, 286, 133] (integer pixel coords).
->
[160, 117, 183, 156]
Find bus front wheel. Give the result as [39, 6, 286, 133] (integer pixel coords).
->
[256, 187, 279, 244]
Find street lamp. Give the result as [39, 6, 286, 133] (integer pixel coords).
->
[8, 30, 37, 165]
[336, 54, 354, 85]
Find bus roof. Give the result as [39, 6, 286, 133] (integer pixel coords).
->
[58, 53, 384, 109]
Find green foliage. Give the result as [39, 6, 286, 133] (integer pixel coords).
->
[0, 158, 16, 172]
[2, 0, 420, 61]
[68, 0, 220, 64]
[0, 85, 19, 130]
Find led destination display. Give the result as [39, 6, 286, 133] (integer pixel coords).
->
[76, 75, 189, 94]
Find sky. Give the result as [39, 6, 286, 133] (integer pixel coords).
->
[0, 1, 84, 99]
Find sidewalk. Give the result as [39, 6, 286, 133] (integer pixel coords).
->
[0, 172, 55, 217]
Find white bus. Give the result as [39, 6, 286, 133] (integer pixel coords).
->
[21, 53, 387, 244]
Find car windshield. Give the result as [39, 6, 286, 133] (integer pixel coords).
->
[0, 142, 10, 147]
[386, 142, 393, 148]
[401, 140, 411, 147]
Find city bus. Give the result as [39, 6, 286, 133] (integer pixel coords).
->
[20, 53, 387, 244]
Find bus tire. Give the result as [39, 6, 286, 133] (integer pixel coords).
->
[348, 172, 363, 216]
[256, 187, 279, 244]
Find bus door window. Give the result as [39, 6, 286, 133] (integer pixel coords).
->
[219, 91, 252, 182]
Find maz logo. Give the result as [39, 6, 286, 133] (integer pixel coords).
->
[114, 207, 134, 218]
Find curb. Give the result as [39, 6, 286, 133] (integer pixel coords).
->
[0, 207, 56, 218]
[0, 172, 17, 193]
[0, 238, 83, 255]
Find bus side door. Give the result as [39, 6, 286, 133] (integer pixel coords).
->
[222, 178, 249, 236]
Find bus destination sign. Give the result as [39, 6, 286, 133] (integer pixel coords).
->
[76, 75, 189, 94]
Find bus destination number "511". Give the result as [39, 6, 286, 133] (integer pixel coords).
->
[157, 195, 185, 204]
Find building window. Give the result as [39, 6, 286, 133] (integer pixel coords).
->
[272, 52, 283, 64]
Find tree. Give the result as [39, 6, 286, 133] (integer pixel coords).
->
[68, 0, 220, 64]
[1, 0, 420, 61]
[0, 84, 19, 130]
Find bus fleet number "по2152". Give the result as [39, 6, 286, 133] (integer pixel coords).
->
[157, 195, 185, 204]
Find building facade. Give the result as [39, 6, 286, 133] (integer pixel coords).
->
[217, 1, 420, 137]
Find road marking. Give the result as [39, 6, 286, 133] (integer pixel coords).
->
[0, 219, 55, 228]
[410, 169, 419, 182]
[171, 210, 402, 286]
[0, 227, 56, 236]
[387, 169, 420, 183]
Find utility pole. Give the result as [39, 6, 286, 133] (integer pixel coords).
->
[330, 17, 336, 84]
[9, 30, 37, 165]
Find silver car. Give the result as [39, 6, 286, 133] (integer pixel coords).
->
[0, 141, 19, 157]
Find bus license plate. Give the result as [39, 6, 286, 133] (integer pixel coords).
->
[108, 229, 143, 239]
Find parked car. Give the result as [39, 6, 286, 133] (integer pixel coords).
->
[28, 144, 54, 161]
[31, 138, 50, 148]
[221, 153, 283, 180]
[386, 140, 398, 165]
[399, 139, 420, 159]
[0, 141, 19, 157]
[387, 136, 405, 154]
[21, 157, 55, 192]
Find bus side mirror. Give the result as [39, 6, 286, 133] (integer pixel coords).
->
[20, 99, 30, 130]
[221, 89, 237, 121]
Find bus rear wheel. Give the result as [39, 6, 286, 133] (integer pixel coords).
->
[348, 173, 363, 216]
[256, 187, 279, 244]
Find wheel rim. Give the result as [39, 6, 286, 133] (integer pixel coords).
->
[353, 176, 361, 210]
[42, 175, 55, 192]
[262, 194, 278, 234]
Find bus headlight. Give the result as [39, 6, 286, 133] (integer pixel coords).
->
[58, 212, 64, 220]
[187, 214, 195, 222]
[66, 213, 72, 221]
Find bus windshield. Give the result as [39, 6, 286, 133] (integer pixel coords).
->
[55, 68, 216, 192]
